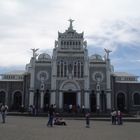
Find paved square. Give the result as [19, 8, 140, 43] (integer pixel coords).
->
[0, 116, 140, 140]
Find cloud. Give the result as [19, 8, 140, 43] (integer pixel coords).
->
[0, 0, 140, 76]
[86, 19, 140, 51]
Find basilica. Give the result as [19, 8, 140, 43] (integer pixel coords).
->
[0, 20, 140, 114]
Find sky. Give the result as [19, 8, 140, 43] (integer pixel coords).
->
[0, 0, 140, 76]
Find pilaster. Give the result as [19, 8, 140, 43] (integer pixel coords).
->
[59, 92, 63, 109]
[40, 90, 44, 109]
[84, 92, 89, 109]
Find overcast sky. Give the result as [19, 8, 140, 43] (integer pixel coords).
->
[0, 0, 140, 76]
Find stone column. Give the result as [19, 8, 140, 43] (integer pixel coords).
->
[96, 92, 100, 110]
[77, 92, 81, 107]
[29, 58, 35, 106]
[29, 90, 34, 106]
[59, 92, 63, 109]
[50, 91, 56, 105]
[84, 92, 89, 109]
[106, 90, 111, 110]
[51, 55, 57, 106]
[106, 59, 111, 110]
[84, 50, 89, 109]
[40, 91, 44, 109]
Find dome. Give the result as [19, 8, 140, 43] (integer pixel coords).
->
[90, 54, 103, 61]
[38, 53, 51, 61]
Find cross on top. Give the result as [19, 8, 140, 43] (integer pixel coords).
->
[68, 19, 74, 29]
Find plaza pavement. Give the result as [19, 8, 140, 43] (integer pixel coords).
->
[0, 116, 140, 140]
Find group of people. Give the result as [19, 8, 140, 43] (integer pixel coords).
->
[28, 105, 37, 116]
[46, 104, 91, 128]
[47, 104, 67, 127]
[63, 104, 85, 114]
[1, 102, 123, 128]
[111, 109, 123, 125]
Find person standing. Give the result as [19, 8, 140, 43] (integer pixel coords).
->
[117, 110, 123, 125]
[85, 111, 90, 128]
[47, 104, 55, 127]
[1, 104, 8, 123]
[82, 105, 85, 114]
[111, 110, 117, 125]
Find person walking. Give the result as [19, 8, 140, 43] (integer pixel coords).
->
[47, 104, 55, 127]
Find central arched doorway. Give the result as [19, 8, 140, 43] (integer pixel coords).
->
[59, 80, 81, 109]
[63, 92, 76, 106]
[117, 93, 125, 111]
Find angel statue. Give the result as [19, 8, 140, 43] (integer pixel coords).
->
[31, 48, 39, 58]
[55, 40, 58, 48]
[104, 48, 112, 59]
[83, 41, 87, 48]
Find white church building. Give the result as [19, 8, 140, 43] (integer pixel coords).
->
[0, 19, 140, 113]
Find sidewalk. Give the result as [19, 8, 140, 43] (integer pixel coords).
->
[65, 117, 140, 122]
[7, 112, 140, 122]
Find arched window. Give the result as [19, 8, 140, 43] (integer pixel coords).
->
[134, 93, 140, 105]
[77, 61, 80, 78]
[57, 62, 60, 77]
[81, 62, 84, 77]
[64, 62, 67, 77]
[0, 91, 6, 104]
[13, 91, 22, 110]
[61, 60, 64, 77]
[74, 62, 77, 77]
[73, 61, 84, 78]
[117, 93, 125, 111]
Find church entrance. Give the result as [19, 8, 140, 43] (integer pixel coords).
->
[60, 80, 80, 110]
[63, 92, 76, 106]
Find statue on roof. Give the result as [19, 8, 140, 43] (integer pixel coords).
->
[104, 48, 112, 59]
[55, 40, 58, 48]
[31, 48, 39, 58]
[83, 41, 87, 48]
[68, 19, 74, 30]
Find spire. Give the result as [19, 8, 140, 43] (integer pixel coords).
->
[68, 19, 74, 30]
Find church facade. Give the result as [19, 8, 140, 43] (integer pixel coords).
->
[0, 20, 140, 114]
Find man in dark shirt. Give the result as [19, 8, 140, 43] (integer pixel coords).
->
[47, 104, 55, 127]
